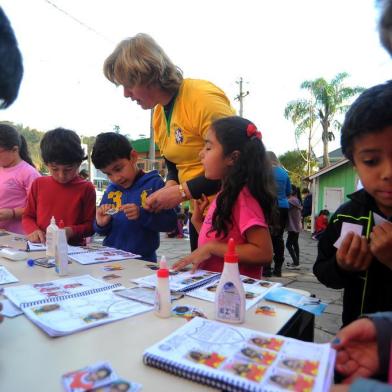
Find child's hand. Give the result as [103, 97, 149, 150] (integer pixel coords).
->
[191, 195, 209, 223]
[336, 232, 372, 271]
[121, 203, 140, 220]
[96, 204, 115, 227]
[370, 221, 392, 269]
[172, 243, 213, 273]
[0, 208, 12, 221]
[28, 230, 45, 244]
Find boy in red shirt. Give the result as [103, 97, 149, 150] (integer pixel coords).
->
[312, 210, 329, 240]
[23, 128, 95, 245]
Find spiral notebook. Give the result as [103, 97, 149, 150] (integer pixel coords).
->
[143, 317, 335, 392]
[131, 269, 220, 293]
[16, 277, 153, 337]
[68, 247, 141, 265]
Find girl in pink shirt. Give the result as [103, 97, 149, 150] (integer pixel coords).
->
[174, 116, 276, 279]
[0, 124, 40, 234]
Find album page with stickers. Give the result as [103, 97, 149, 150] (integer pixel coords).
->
[3, 275, 153, 336]
[131, 269, 220, 293]
[143, 317, 335, 392]
[187, 275, 281, 309]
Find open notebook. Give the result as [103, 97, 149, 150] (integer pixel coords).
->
[131, 269, 220, 293]
[144, 317, 335, 392]
[132, 270, 280, 310]
[4, 275, 152, 336]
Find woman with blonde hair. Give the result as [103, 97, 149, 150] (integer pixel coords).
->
[104, 33, 235, 250]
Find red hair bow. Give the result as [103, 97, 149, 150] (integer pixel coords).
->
[246, 123, 262, 140]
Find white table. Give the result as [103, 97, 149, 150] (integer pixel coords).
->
[0, 232, 313, 391]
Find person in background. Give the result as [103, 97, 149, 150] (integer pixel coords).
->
[313, 81, 392, 327]
[173, 116, 276, 279]
[0, 124, 40, 234]
[103, 33, 235, 251]
[79, 168, 89, 181]
[331, 312, 392, 392]
[285, 184, 302, 269]
[301, 188, 312, 229]
[92, 132, 176, 262]
[263, 151, 291, 277]
[312, 209, 329, 240]
[23, 128, 96, 245]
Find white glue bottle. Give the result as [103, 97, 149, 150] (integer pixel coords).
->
[154, 259, 171, 318]
[46, 216, 58, 257]
[215, 238, 246, 324]
[54, 220, 68, 276]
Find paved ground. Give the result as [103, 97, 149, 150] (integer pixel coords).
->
[157, 231, 343, 343]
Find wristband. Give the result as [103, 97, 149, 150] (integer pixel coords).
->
[178, 184, 187, 201]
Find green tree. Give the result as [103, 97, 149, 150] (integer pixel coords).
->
[279, 149, 316, 186]
[285, 72, 364, 167]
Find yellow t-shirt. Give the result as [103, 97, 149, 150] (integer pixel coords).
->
[153, 79, 235, 185]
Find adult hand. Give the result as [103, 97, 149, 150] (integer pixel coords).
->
[96, 204, 115, 227]
[329, 385, 350, 392]
[370, 221, 392, 270]
[172, 242, 214, 273]
[121, 203, 140, 220]
[27, 230, 45, 244]
[336, 232, 372, 271]
[144, 185, 184, 212]
[332, 317, 379, 383]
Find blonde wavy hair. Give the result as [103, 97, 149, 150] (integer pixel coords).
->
[103, 33, 183, 94]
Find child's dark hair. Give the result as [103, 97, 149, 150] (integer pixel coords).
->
[341, 80, 392, 162]
[40, 127, 85, 165]
[0, 123, 34, 167]
[209, 116, 277, 238]
[319, 209, 330, 216]
[291, 184, 302, 204]
[91, 132, 133, 169]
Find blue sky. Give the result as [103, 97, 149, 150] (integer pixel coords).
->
[1, 0, 391, 156]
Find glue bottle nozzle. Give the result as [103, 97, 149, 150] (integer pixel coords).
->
[159, 255, 168, 270]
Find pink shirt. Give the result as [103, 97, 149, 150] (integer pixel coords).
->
[0, 160, 40, 234]
[198, 186, 267, 279]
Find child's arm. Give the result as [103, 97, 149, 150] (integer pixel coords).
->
[191, 195, 209, 233]
[370, 221, 392, 270]
[67, 183, 96, 241]
[173, 226, 272, 273]
[22, 180, 45, 243]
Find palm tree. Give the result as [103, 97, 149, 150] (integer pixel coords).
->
[285, 72, 364, 167]
[284, 98, 317, 177]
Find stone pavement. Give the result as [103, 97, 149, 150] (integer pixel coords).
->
[157, 231, 343, 343]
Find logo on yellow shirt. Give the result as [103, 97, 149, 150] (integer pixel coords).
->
[175, 128, 184, 144]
